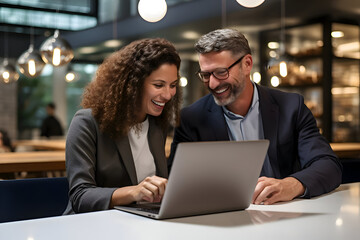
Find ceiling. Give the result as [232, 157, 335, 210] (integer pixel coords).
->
[1, 0, 360, 64]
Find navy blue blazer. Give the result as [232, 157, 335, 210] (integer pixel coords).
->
[168, 84, 342, 198]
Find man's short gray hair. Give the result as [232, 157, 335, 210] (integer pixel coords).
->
[194, 29, 251, 57]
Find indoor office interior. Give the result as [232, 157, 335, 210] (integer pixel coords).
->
[0, 0, 360, 180]
[0, 0, 359, 227]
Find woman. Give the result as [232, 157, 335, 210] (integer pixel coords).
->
[64, 38, 181, 214]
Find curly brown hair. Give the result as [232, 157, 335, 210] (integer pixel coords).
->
[82, 38, 182, 137]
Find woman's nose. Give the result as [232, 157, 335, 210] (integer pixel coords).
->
[161, 87, 173, 101]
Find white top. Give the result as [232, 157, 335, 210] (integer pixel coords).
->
[128, 118, 156, 183]
[0, 183, 359, 240]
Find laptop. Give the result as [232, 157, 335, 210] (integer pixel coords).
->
[114, 140, 269, 219]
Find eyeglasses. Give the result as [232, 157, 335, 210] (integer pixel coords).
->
[196, 55, 245, 83]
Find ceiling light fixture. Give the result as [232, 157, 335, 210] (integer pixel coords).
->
[0, 31, 19, 83]
[236, 0, 265, 8]
[103, 40, 122, 48]
[17, 44, 46, 78]
[267, 0, 289, 79]
[331, 31, 344, 38]
[179, 76, 188, 87]
[17, 27, 46, 78]
[0, 59, 19, 84]
[77, 46, 98, 54]
[278, 0, 288, 77]
[40, 29, 74, 66]
[138, 0, 167, 23]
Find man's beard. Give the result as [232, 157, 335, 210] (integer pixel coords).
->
[210, 78, 245, 106]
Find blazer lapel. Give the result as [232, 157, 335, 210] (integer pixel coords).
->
[114, 135, 138, 185]
[257, 85, 281, 178]
[148, 117, 168, 178]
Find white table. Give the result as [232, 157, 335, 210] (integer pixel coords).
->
[1, 183, 359, 240]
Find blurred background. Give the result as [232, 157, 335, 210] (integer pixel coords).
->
[0, 0, 359, 143]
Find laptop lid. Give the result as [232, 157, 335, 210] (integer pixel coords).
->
[115, 140, 269, 219]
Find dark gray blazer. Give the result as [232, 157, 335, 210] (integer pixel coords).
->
[63, 109, 168, 214]
[168, 84, 342, 198]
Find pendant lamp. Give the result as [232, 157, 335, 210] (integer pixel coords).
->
[267, 0, 289, 81]
[138, 0, 167, 23]
[17, 27, 46, 78]
[40, 29, 74, 66]
[1, 30, 19, 83]
[17, 44, 46, 78]
[0, 59, 19, 84]
[236, 0, 265, 8]
[278, 0, 288, 78]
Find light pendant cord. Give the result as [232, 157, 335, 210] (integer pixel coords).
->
[4, 29, 9, 60]
[280, 0, 286, 56]
[222, 0, 227, 28]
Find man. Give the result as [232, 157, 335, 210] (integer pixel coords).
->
[40, 103, 63, 138]
[168, 29, 342, 205]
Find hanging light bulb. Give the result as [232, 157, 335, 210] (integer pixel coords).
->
[236, 0, 265, 8]
[138, 0, 167, 23]
[267, 0, 289, 80]
[65, 72, 76, 82]
[40, 29, 74, 66]
[279, 61, 288, 77]
[278, 0, 287, 78]
[271, 76, 280, 87]
[0, 59, 19, 83]
[252, 72, 261, 84]
[17, 44, 46, 78]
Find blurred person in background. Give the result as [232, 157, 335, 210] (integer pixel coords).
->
[40, 102, 63, 138]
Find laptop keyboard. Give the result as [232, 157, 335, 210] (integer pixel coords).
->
[131, 203, 161, 214]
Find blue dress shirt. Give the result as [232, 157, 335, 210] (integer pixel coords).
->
[222, 82, 274, 177]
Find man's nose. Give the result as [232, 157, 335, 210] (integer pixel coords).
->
[208, 74, 221, 90]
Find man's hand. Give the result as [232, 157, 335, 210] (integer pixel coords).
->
[252, 177, 305, 205]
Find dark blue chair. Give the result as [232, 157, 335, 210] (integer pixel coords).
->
[341, 158, 360, 184]
[0, 177, 69, 223]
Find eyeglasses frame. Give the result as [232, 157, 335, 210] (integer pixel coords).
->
[196, 55, 246, 83]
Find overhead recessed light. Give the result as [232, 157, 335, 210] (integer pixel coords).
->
[182, 31, 200, 40]
[77, 46, 97, 54]
[103, 39, 122, 48]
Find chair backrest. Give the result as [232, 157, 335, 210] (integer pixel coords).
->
[0, 177, 69, 223]
[341, 158, 360, 184]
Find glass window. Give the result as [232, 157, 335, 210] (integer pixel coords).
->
[0, 7, 97, 31]
[332, 23, 360, 142]
[66, 63, 98, 126]
[263, 23, 324, 129]
[17, 65, 54, 139]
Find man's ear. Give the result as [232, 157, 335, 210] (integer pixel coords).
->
[243, 54, 253, 72]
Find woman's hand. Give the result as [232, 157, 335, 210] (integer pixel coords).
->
[132, 176, 168, 203]
[110, 176, 167, 208]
